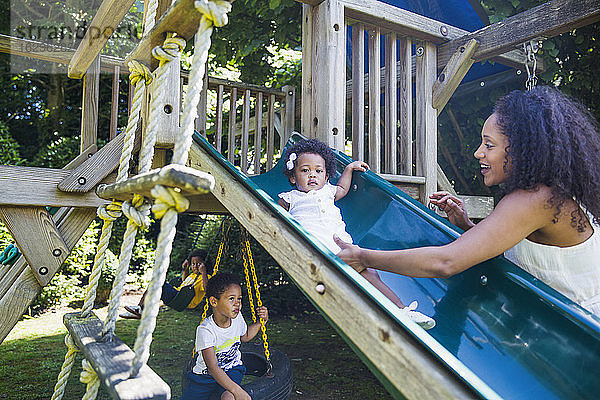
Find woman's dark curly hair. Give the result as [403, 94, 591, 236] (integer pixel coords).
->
[206, 273, 240, 302]
[494, 86, 600, 229]
[282, 139, 336, 183]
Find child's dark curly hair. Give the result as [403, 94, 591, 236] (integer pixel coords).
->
[282, 139, 337, 183]
[187, 249, 213, 275]
[206, 273, 240, 301]
[494, 86, 600, 229]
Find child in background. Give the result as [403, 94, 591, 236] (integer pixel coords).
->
[277, 139, 435, 329]
[121, 249, 210, 319]
[182, 273, 269, 400]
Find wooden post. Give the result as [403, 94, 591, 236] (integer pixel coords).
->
[228, 88, 237, 163]
[241, 89, 251, 173]
[80, 56, 100, 153]
[301, 4, 314, 139]
[310, 0, 346, 150]
[267, 94, 276, 170]
[151, 52, 181, 148]
[215, 84, 224, 152]
[398, 36, 413, 175]
[195, 67, 209, 137]
[253, 92, 263, 174]
[368, 27, 381, 173]
[282, 85, 296, 141]
[110, 65, 120, 140]
[384, 32, 397, 174]
[415, 41, 437, 203]
[351, 24, 365, 161]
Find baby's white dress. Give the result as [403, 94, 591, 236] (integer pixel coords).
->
[504, 213, 600, 316]
[279, 182, 352, 253]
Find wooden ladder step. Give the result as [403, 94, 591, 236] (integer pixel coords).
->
[64, 312, 171, 400]
[96, 164, 221, 213]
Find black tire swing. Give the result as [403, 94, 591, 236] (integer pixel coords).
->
[182, 219, 293, 399]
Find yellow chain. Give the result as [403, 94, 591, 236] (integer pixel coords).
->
[200, 237, 225, 321]
[244, 236, 270, 361]
[242, 250, 256, 322]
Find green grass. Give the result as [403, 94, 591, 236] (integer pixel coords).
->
[0, 306, 392, 399]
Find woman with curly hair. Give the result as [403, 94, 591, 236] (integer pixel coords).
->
[335, 86, 600, 316]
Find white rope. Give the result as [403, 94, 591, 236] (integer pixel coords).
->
[128, 1, 230, 377]
[142, 0, 159, 35]
[50, 334, 79, 400]
[80, 359, 100, 400]
[139, 36, 187, 174]
[102, 195, 151, 337]
[129, 186, 189, 377]
[172, 0, 231, 165]
[81, 202, 122, 317]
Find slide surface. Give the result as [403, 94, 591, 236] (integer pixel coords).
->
[195, 132, 600, 400]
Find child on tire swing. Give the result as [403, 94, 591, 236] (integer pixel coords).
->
[277, 139, 435, 329]
[182, 272, 269, 400]
[120, 249, 210, 319]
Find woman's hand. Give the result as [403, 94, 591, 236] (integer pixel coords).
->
[333, 235, 367, 273]
[429, 191, 475, 231]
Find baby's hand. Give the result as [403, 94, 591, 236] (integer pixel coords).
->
[347, 160, 369, 172]
[256, 306, 269, 323]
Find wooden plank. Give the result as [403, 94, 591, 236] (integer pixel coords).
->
[341, 0, 525, 69]
[64, 312, 170, 399]
[205, 76, 286, 97]
[0, 166, 111, 208]
[283, 85, 296, 142]
[187, 138, 485, 400]
[415, 42, 437, 204]
[195, 67, 209, 137]
[68, 0, 136, 78]
[437, 0, 600, 68]
[58, 130, 139, 192]
[301, 4, 314, 139]
[0, 207, 69, 287]
[0, 207, 97, 343]
[126, 0, 235, 65]
[241, 89, 251, 173]
[253, 92, 263, 174]
[110, 65, 121, 140]
[215, 84, 224, 152]
[267, 94, 276, 170]
[311, 0, 346, 150]
[433, 39, 479, 116]
[296, 0, 327, 5]
[228, 88, 237, 163]
[351, 23, 365, 161]
[379, 174, 426, 185]
[0, 34, 125, 73]
[96, 164, 214, 201]
[398, 36, 412, 175]
[368, 27, 381, 173]
[63, 144, 98, 170]
[384, 32, 397, 174]
[151, 52, 181, 148]
[80, 56, 100, 153]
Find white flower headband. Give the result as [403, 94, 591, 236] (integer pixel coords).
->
[286, 152, 297, 170]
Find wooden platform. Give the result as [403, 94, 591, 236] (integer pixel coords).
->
[64, 312, 170, 399]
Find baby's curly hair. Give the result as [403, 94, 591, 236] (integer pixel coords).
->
[494, 86, 600, 229]
[282, 139, 337, 183]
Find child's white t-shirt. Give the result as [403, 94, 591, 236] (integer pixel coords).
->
[192, 313, 247, 375]
[278, 182, 353, 253]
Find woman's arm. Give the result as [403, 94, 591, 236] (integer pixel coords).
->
[181, 259, 190, 280]
[335, 161, 368, 201]
[201, 348, 250, 400]
[336, 188, 554, 278]
[241, 306, 269, 342]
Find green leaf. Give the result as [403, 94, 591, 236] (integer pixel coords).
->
[269, 0, 281, 9]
